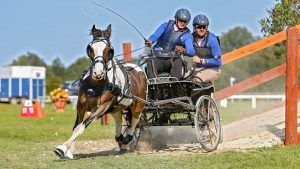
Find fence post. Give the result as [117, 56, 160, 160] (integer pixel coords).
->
[285, 28, 299, 145]
[123, 42, 132, 62]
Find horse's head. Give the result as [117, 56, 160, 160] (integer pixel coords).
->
[86, 24, 114, 81]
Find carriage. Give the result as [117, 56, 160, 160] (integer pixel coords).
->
[122, 58, 222, 152]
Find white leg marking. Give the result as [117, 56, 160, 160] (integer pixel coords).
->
[63, 123, 85, 148]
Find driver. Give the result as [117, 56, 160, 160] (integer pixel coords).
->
[188, 14, 222, 83]
[145, 8, 195, 79]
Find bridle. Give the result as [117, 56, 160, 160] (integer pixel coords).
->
[86, 37, 114, 81]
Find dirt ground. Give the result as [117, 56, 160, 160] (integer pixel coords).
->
[74, 105, 299, 156]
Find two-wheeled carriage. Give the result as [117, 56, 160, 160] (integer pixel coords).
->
[122, 66, 222, 152]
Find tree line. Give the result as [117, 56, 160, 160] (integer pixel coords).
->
[11, 53, 91, 94]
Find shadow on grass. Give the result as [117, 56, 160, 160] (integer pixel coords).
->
[74, 149, 122, 159]
[53, 149, 125, 161]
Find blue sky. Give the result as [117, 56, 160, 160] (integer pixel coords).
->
[0, 0, 276, 66]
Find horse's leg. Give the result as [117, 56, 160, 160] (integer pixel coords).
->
[110, 111, 123, 147]
[123, 102, 144, 144]
[69, 104, 86, 154]
[63, 107, 104, 148]
[55, 101, 111, 159]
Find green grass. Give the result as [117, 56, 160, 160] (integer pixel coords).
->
[0, 103, 114, 142]
[1, 102, 299, 169]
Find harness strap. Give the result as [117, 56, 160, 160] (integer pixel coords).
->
[94, 56, 103, 62]
[79, 79, 113, 97]
[115, 59, 131, 96]
[111, 59, 121, 95]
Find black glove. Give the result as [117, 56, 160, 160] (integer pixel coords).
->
[145, 39, 152, 47]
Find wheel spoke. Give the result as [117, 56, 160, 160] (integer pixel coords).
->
[207, 125, 217, 138]
[207, 99, 211, 121]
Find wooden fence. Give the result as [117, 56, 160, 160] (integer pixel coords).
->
[215, 25, 300, 145]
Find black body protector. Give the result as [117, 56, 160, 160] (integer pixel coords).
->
[192, 31, 220, 59]
[156, 20, 190, 55]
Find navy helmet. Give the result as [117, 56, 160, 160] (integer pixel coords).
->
[175, 8, 191, 22]
[193, 14, 209, 26]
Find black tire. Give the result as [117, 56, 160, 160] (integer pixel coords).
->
[194, 95, 221, 152]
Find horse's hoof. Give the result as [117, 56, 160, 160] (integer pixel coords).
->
[115, 134, 124, 147]
[123, 134, 133, 145]
[54, 145, 67, 158]
[64, 149, 74, 159]
[119, 148, 128, 154]
[115, 134, 124, 143]
[118, 142, 122, 148]
[53, 148, 64, 158]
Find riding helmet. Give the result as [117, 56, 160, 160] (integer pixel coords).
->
[193, 14, 209, 26]
[175, 8, 191, 22]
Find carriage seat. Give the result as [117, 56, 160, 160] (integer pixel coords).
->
[157, 72, 170, 77]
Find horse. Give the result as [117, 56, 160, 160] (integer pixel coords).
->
[54, 24, 147, 159]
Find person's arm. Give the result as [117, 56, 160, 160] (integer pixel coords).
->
[182, 34, 195, 57]
[148, 22, 168, 43]
[203, 35, 222, 67]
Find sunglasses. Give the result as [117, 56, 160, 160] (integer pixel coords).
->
[195, 25, 207, 30]
[178, 19, 188, 24]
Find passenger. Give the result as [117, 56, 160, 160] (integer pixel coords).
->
[145, 8, 195, 80]
[187, 14, 222, 84]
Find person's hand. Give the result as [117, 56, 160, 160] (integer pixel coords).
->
[175, 45, 185, 53]
[142, 56, 148, 61]
[145, 39, 152, 47]
[193, 56, 205, 64]
[193, 55, 201, 63]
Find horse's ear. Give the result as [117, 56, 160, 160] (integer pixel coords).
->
[91, 24, 97, 34]
[105, 24, 112, 38]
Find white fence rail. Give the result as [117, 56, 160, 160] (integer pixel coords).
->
[220, 95, 285, 109]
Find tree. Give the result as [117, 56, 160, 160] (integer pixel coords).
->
[65, 57, 91, 80]
[51, 57, 65, 79]
[255, 0, 300, 92]
[220, 26, 259, 54]
[260, 0, 300, 36]
[216, 27, 260, 90]
[259, 0, 299, 63]
[46, 58, 65, 94]
[11, 52, 47, 67]
[215, 26, 286, 92]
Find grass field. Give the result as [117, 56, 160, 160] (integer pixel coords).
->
[1, 101, 300, 169]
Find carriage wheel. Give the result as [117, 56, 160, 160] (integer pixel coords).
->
[194, 95, 221, 152]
